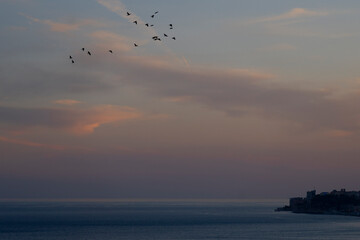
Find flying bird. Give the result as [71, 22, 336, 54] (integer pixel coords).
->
[150, 24, 154, 27]
[134, 43, 138, 47]
[72, 60, 75, 64]
[152, 36, 161, 41]
[133, 20, 138, 24]
[164, 34, 168, 37]
[154, 11, 159, 14]
[109, 50, 113, 53]
[87, 51, 91, 56]
[172, 37, 176, 40]
[69, 56, 73, 59]
[151, 15, 155, 18]
[145, 23, 149, 27]
[127, 12, 131, 16]
[82, 48, 85, 51]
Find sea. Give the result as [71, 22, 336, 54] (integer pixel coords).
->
[1, 199, 360, 240]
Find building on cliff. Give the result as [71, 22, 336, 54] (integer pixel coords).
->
[276, 189, 360, 216]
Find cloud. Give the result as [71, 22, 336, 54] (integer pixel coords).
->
[163, 96, 193, 103]
[0, 105, 142, 135]
[0, 136, 65, 150]
[23, 14, 102, 32]
[90, 31, 133, 52]
[250, 8, 329, 24]
[263, 22, 357, 38]
[325, 130, 354, 138]
[238, 8, 354, 38]
[54, 99, 82, 106]
[88, 43, 360, 134]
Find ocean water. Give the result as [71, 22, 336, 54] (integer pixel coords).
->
[1, 199, 360, 240]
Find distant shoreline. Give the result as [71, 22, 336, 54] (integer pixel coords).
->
[276, 189, 360, 217]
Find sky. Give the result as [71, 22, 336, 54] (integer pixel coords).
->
[1, 0, 360, 199]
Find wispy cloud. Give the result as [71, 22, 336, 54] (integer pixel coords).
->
[250, 8, 329, 24]
[237, 8, 356, 38]
[263, 22, 357, 38]
[90, 44, 360, 135]
[54, 99, 82, 106]
[0, 105, 142, 135]
[23, 14, 102, 32]
[90, 31, 134, 52]
[0, 136, 65, 150]
[325, 130, 354, 138]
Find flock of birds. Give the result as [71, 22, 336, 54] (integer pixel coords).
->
[69, 10, 176, 64]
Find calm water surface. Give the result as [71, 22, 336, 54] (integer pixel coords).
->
[1, 199, 360, 240]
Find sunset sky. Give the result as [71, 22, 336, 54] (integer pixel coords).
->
[2, 0, 360, 199]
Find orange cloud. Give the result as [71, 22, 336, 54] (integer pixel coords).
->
[69, 105, 142, 134]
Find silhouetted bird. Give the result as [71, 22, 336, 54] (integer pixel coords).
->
[172, 37, 176, 40]
[145, 23, 149, 27]
[169, 24, 173, 27]
[72, 60, 75, 64]
[87, 51, 91, 56]
[82, 48, 85, 51]
[151, 24, 154, 27]
[109, 50, 113, 53]
[127, 12, 131, 16]
[151, 15, 155, 18]
[154, 11, 159, 14]
[69, 56, 73, 59]
[152, 36, 161, 41]
[164, 34, 168, 37]
[133, 20, 138, 25]
[134, 43, 138, 47]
